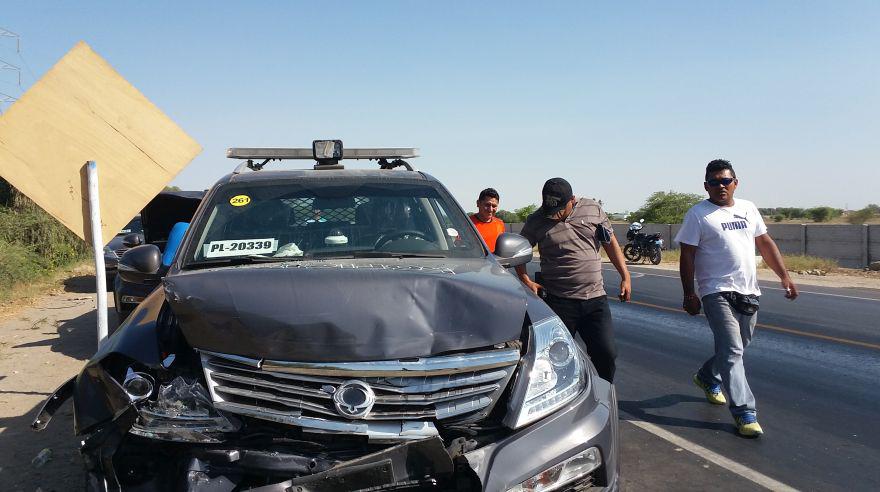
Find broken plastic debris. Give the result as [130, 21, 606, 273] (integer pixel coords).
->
[31, 448, 53, 468]
[130, 377, 239, 442]
[154, 377, 213, 418]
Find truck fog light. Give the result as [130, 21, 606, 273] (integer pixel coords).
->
[507, 447, 602, 492]
[123, 372, 154, 402]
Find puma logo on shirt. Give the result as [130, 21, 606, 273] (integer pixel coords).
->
[721, 220, 749, 231]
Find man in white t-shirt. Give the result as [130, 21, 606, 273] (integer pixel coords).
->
[675, 159, 798, 437]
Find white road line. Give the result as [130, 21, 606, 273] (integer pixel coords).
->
[603, 268, 880, 302]
[620, 412, 799, 492]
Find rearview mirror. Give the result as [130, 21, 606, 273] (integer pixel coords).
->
[494, 233, 533, 268]
[122, 233, 144, 248]
[118, 244, 162, 285]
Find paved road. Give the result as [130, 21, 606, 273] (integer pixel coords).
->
[592, 264, 880, 490]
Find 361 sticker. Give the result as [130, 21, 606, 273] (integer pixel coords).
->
[204, 238, 277, 258]
[229, 195, 251, 207]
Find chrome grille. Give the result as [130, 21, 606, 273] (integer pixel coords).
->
[201, 348, 520, 426]
[114, 248, 129, 257]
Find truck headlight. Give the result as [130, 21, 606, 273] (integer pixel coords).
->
[504, 317, 586, 429]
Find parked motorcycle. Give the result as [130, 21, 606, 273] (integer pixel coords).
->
[624, 219, 663, 264]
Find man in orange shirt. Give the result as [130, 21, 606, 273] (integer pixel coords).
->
[470, 188, 506, 252]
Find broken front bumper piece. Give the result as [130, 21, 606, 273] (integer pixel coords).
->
[239, 437, 458, 491]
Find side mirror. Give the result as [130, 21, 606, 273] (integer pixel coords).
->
[118, 244, 162, 285]
[122, 233, 144, 248]
[494, 233, 533, 268]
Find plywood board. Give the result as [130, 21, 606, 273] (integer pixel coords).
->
[0, 41, 202, 243]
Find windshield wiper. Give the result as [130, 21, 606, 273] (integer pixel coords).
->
[353, 251, 446, 259]
[185, 255, 290, 270]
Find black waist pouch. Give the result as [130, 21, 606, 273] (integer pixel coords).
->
[721, 292, 760, 316]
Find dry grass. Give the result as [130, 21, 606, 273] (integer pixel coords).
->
[762, 254, 838, 273]
[0, 261, 94, 318]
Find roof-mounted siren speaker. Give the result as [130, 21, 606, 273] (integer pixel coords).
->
[312, 140, 344, 169]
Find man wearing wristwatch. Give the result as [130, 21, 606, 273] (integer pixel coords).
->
[676, 159, 798, 437]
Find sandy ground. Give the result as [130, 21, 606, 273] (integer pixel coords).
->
[0, 273, 112, 491]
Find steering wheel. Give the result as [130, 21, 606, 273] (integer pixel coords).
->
[374, 230, 429, 249]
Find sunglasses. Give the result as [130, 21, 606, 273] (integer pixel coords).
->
[706, 177, 736, 187]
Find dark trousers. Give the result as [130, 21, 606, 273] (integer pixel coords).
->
[544, 294, 617, 382]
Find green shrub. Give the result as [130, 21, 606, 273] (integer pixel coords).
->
[847, 204, 879, 224]
[806, 206, 836, 222]
[627, 191, 703, 224]
[0, 180, 91, 291]
[0, 239, 45, 284]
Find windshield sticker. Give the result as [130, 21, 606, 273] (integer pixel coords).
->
[204, 238, 278, 258]
[229, 194, 251, 207]
[446, 228, 459, 237]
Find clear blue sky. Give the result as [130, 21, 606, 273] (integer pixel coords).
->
[3, 1, 877, 213]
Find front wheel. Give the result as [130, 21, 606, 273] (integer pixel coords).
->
[649, 248, 662, 265]
[623, 244, 641, 262]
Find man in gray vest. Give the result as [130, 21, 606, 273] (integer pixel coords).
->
[515, 178, 631, 383]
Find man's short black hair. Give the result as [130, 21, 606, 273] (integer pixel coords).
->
[705, 159, 736, 181]
[478, 188, 500, 202]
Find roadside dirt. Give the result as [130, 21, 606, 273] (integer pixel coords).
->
[0, 272, 114, 491]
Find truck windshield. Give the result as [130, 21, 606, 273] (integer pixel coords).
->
[184, 181, 485, 266]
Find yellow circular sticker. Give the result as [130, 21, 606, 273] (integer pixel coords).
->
[229, 195, 251, 207]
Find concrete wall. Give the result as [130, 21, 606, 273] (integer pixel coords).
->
[505, 221, 879, 268]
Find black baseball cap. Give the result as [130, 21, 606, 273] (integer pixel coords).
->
[538, 178, 573, 218]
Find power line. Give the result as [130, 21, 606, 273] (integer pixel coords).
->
[0, 27, 20, 52]
[0, 58, 21, 87]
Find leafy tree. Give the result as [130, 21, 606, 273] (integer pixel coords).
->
[514, 204, 538, 222]
[495, 209, 519, 223]
[847, 204, 880, 224]
[163, 185, 182, 191]
[626, 191, 703, 224]
[806, 206, 836, 222]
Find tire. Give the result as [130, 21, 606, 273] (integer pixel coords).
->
[650, 248, 662, 265]
[623, 244, 641, 262]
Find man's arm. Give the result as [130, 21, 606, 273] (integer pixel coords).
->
[514, 264, 541, 295]
[601, 234, 631, 302]
[679, 243, 702, 315]
[755, 234, 798, 300]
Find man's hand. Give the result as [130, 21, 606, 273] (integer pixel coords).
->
[683, 294, 701, 315]
[618, 278, 631, 302]
[782, 277, 799, 300]
[523, 278, 543, 296]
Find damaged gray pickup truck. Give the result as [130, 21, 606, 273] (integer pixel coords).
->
[33, 141, 619, 491]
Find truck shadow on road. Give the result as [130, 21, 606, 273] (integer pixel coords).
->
[619, 394, 735, 433]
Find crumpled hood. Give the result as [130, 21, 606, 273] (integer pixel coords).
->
[164, 260, 527, 362]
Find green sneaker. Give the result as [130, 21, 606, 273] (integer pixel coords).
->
[693, 373, 727, 405]
[735, 413, 764, 437]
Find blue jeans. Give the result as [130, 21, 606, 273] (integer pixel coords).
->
[697, 292, 758, 417]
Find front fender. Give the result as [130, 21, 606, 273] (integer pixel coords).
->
[73, 288, 167, 435]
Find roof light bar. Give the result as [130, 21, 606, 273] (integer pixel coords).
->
[226, 147, 419, 160]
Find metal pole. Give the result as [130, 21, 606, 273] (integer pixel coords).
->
[87, 161, 109, 345]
